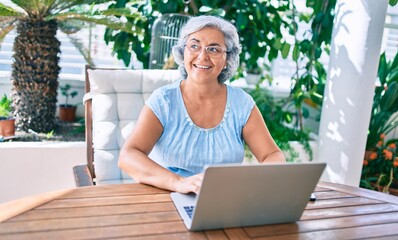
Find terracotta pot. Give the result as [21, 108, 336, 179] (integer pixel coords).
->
[59, 105, 77, 122]
[388, 180, 398, 196]
[0, 118, 15, 137]
[388, 188, 398, 197]
[370, 181, 398, 197]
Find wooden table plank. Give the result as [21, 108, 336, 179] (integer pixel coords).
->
[8, 202, 175, 221]
[312, 191, 355, 200]
[255, 222, 398, 240]
[318, 182, 398, 204]
[59, 184, 169, 199]
[37, 193, 171, 209]
[0, 189, 73, 223]
[244, 211, 398, 238]
[224, 228, 251, 239]
[314, 186, 332, 192]
[0, 221, 188, 240]
[305, 196, 382, 209]
[118, 232, 208, 240]
[301, 203, 398, 220]
[0, 211, 181, 234]
[204, 229, 229, 239]
[366, 236, 398, 240]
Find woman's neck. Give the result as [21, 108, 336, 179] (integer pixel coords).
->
[181, 78, 224, 101]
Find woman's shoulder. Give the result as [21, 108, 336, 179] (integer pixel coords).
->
[146, 80, 182, 125]
[151, 79, 181, 98]
[226, 84, 253, 101]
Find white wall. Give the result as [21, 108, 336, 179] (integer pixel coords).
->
[0, 142, 86, 204]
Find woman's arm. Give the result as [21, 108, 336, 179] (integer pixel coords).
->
[119, 105, 203, 193]
[242, 106, 286, 163]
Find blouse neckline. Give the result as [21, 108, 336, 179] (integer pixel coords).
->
[178, 79, 231, 133]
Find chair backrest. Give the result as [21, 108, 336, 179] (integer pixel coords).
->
[85, 66, 181, 185]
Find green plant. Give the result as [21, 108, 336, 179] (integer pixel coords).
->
[361, 135, 398, 193]
[288, 0, 335, 130]
[0, 94, 12, 119]
[365, 52, 398, 150]
[0, 1, 141, 132]
[60, 84, 78, 107]
[104, 0, 292, 69]
[360, 51, 398, 194]
[46, 130, 55, 139]
[245, 86, 312, 162]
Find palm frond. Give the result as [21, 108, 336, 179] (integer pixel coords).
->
[0, 17, 13, 24]
[51, 13, 142, 34]
[51, 0, 110, 13]
[43, 0, 57, 6]
[38, 0, 58, 16]
[10, 0, 37, 15]
[10, 0, 57, 18]
[100, 8, 145, 19]
[0, 18, 16, 36]
[58, 19, 84, 34]
[0, 3, 24, 17]
[0, 19, 16, 50]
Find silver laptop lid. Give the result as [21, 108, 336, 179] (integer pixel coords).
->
[186, 162, 326, 231]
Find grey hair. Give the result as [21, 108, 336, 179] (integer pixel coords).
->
[172, 15, 241, 83]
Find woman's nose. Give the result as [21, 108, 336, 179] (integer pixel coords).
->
[197, 48, 210, 59]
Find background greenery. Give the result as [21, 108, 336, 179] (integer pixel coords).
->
[366, 52, 398, 150]
[0, 94, 12, 119]
[361, 51, 398, 192]
[103, 0, 336, 160]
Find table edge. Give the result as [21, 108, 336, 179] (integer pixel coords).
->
[0, 188, 74, 223]
[318, 181, 398, 204]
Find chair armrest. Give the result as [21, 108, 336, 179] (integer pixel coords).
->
[73, 165, 94, 187]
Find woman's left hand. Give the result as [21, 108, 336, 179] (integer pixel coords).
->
[174, 173, 204, 194]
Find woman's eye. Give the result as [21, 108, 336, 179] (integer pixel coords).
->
[190, 44, 199, 50]
[208, 47, 220, 53]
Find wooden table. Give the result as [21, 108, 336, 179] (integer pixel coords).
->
[1, 182, 398, 239]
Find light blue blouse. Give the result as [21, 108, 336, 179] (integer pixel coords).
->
[146, 79, 255, 177]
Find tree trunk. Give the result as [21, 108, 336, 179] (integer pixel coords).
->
[11, 19, 60, 133]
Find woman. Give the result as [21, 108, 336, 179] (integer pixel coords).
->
[119, 15, 285, 194]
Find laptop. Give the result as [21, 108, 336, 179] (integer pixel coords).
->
[170, 162, 326, 231]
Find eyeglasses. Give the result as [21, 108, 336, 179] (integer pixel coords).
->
[185, 43, 227, 59]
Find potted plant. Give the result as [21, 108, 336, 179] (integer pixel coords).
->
[361, 52, 398, 195]
[244, 63, 268, 85]
[0, 94, 15, 137]
[362, 135, 398, 196]
[59, 84, 78, 122]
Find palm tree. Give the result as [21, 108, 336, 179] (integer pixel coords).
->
[0, 1, 140, 132]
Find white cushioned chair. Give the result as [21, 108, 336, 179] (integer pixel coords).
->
[73, 66, 181, 186]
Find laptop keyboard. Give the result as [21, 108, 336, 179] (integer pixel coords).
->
[183, 206, 195, 219]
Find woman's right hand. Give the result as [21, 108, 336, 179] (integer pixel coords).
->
[174, 173, 204, 194]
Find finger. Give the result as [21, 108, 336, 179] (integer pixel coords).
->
[192, 184, 200, 194]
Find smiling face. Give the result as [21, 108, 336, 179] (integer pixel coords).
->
[184, 27, 227, 85]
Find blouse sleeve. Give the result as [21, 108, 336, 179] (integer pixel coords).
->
[145, 88, 169, 127]
[239, 88, 256, 125]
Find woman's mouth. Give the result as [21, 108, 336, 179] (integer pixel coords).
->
[193, 64, 211, 69]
